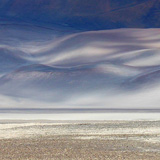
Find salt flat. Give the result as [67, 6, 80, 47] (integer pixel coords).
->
[1, 112, 160, 121]
[0, 120, 160, 160]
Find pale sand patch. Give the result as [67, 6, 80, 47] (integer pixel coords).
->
[0, 121, 160, 139]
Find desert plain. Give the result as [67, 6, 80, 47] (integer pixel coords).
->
[0, 120, 160, 160]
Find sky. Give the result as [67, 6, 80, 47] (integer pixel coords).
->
[0, 0, 160, 30]
[0, 0, 160, 112]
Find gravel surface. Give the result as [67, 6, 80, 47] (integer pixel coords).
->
[0, 120, 160, 160]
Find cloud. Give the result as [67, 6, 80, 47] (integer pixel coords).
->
[0, 27, 160, 109]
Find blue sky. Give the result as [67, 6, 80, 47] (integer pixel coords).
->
[0, 0, 160, 31]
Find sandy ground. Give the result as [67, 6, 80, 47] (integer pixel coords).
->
[0, 120, 160, 160]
